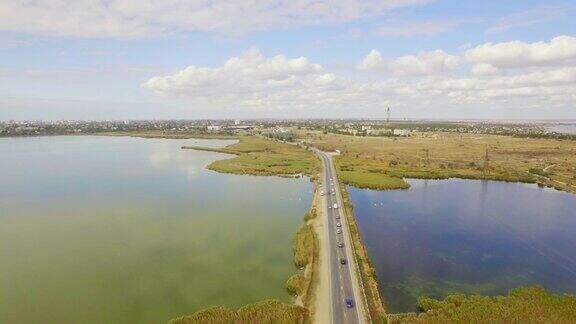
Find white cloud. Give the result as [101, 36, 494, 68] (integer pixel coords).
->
[487, 5, 571, 34]
[464, 35, 576, 68]
[358, 49, 459, 76]
[471, 63, 499, 76]
[0, 0, 433, 39]
[143, 49, 359, 110]
[375, 19, 461, 37]
[143, 47, 575, 115]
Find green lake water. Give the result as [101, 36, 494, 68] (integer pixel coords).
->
[0, 136, 312, 323]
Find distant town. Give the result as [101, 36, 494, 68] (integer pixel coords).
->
[2, 119, 575, 140]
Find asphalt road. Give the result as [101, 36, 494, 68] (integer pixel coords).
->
[315, 150, 364, 324]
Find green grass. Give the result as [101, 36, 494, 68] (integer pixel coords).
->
[187, 136, 319, 177]
[338, 170, 410, 190]
[292, 224, 315, 269]
[388, 286, 576, 323]
[285, 274, 306, 296]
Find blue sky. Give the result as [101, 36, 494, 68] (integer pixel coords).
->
[1, 0, 575, 120]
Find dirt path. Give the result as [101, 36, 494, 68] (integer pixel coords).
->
[311, 182, 331, 324]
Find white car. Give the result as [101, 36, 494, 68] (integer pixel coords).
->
[336, 222, 341, 227]
[336, 228, 342, 234]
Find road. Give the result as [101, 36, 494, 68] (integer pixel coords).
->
[315, 149, 366, 324]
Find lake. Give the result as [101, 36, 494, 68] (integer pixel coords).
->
[348, 179, 576, 313]
[0, 136, 312, 323]
[545, 124, 576, 135]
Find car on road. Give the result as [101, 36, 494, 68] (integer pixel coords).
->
[333, 203, 338, 209]
[345, 298, 354, 308]
[320, 190, 325, 196]
[336, 222, 341, 227]
[328, 205, 332, 209]
[337, 242, 344, 248]
[336, 228, 342, 234]
[335, 215, 340, 219]
[332, 192, 336, 195]
[340, 258, 347, 265]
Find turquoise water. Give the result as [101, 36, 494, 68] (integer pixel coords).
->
[0, 136, 312, 323]
[348, 179, 576, 312]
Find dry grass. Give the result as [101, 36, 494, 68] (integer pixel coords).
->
[388, 286, 576, 324]
[168, 300, 308, 324]
[301, 131, 576, 193]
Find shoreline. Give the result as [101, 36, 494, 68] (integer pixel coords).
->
[170, 136, 321, 323]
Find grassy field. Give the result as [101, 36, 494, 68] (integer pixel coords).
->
[301, 131, 576, 193]
[388, 286, 576, 323]
[184, 136, 319, 178]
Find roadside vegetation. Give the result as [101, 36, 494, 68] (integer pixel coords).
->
[184, 136, 319, 177]
[388, 286, 576, 323]
[339, 183, 388, 322]
[171, 136, 320, 323]
[302, 131, 576, 193]
[168, 300, 308, 324]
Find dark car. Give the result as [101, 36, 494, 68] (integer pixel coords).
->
[340, 258, 347, 265]
[337, 242, 344, 248]
[345, 298, 354, 308]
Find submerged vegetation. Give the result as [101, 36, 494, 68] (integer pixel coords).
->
[388, 286, 576, 323]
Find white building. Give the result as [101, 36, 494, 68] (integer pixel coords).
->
[207, 125, 221, 132]
[393, 129, 410, 136]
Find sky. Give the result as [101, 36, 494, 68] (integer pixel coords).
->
[0, 0, 575, 120]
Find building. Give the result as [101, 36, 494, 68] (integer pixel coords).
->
[393, 129, 410, 136]
[207, 125, 221, 132]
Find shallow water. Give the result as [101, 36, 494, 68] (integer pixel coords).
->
[348, 179, 576, 313]
[0, 136, 312, 323]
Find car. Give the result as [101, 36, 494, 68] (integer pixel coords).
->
[336, 228, 342, 234]
[340, 258, 347, 265]
[332, 192, 336, 195]
[345, 298, 354, 308]
[335, 215, 340, 219]
[328, 205, 332, 209]
[320, 190, 325, 196]
[337, 242, 344, 248]
[336, 222, 341, 227]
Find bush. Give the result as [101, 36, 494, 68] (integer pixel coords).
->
[285, 274, 306, 296]
[293, 224, 315, 268]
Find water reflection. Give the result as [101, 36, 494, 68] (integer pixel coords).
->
[0, 136, 310, 324]
[348, 179, 576, 312]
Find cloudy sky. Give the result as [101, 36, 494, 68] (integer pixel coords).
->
[1, 0, 575, 120]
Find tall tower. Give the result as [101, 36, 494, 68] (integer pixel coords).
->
[386, 106, 391, 123]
